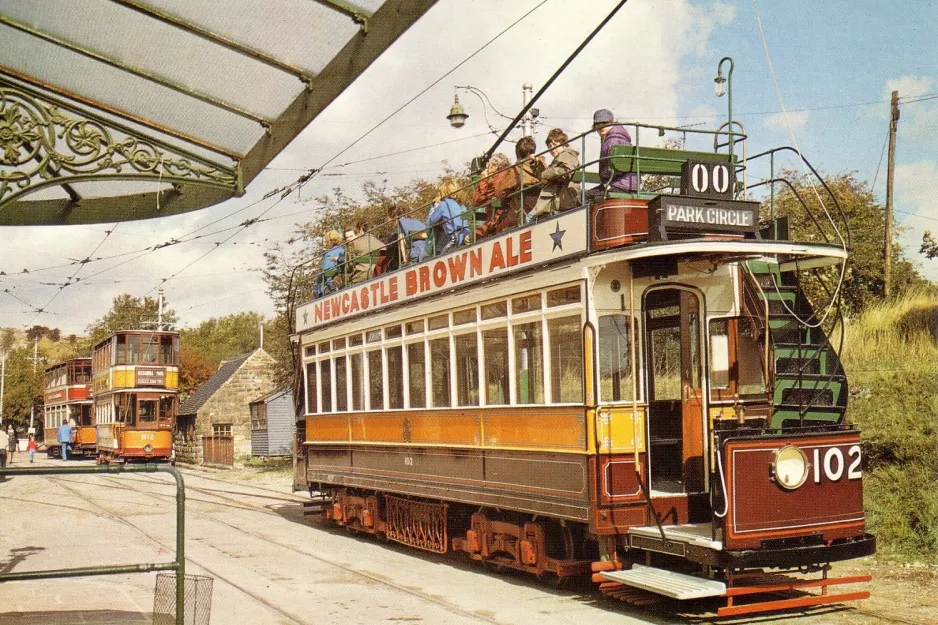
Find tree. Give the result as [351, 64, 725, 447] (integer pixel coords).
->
[921, 231, 938, 260]
[180, 312, 264, 367]
[178, 343, 217, 399]
[761, 170, 931, 314]
[86, 294, 178, 343]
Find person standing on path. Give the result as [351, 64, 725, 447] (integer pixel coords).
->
[27, 434, 37, 463]
[6, 425, 15, 462]
[57, 418, 73, 461]
[0, 427, 8, 471]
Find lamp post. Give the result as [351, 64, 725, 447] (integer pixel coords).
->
[714, 56, 734, 159]
[446, 84, 539, 137]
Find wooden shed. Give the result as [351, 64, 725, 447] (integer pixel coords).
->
[249, 388, 294, 457]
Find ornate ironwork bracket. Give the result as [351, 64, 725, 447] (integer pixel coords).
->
[0, 76, 239, 210]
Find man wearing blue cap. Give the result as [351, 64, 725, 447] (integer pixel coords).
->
[588, 108, 637, 198]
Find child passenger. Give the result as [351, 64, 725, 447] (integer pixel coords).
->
[427, 178, 470, 254]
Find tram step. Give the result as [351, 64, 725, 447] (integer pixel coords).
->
[600, 564, 726, 600]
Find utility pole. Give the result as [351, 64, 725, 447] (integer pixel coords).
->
[884, 90, 899, 298]
[29, 336, 38, 431]
[157, 288, 165, 332]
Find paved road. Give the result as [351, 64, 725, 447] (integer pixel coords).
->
[0, 455, 665, 625]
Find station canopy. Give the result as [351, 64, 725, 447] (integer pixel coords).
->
[0, 0, 435, 225]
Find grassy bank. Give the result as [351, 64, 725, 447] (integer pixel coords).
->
[841, 290, 938, 562]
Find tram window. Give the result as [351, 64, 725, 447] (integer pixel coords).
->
[514, 321, 544, 404]
[305, 363, 318, 414]
[512, 293, 541, 314]
[649, 326, 682, 400]
[159, 397, 174, 424]
[737, 322, 766, 395]
[407, 343, 427, 408]
[335, 356, 348, 412]
[689, 310, 701, 389]
[453, 308, 477, 325]
[649, 305, 680, 319]
[139, 400, 157, 423]
[428, 314, 449, 330]
[367, 350, 384, 410]
[320, 360, 332, 413]
[160, 336, 174, 364]
[481, 301, 507, 320]
[598, 315, 633, 402]
[429, 338, 451, 407]
[387, 346, 404, 409]
[454, 333, 479, 406]
[348, 334, 363, 347]
[304, 345, 316, 357]
[116, 335, 127, 364]
[333, 337, 346, 350]
[128, 336, 141, 364]
[406, 319, 425, 335]
[350, 353, 364, 411]
[143, 339, 158, 364]
[483, 328, 509, 404]
[709, 320, 731, 390]
[549, 316, 584, 402]
[121, 394, 137, 426]
[385, 325, 403, 339]
[366, 330, 382, 344]
[547, 286, 581, 307]
[318, 341, 331, 354]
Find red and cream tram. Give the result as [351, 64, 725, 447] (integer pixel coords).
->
[91, 330, 179, 463]
[43, 358, 94, 457]
[292, 132, 874, 616]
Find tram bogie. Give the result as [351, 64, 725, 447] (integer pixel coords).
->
[292, 136, 873, 616]
[91, 331, 179, 463]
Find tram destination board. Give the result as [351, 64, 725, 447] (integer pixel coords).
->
[136, 368, 166, 387]
[649, 195, 760, 241]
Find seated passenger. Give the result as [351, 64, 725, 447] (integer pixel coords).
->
[476, 138, 543, 238]
[529, 128, 581, 221]
[391, 204, 429, 265]
[345, 223, 384, 284]
[428, 177, 471, 254]
[316, 230, 346, 297]
[587, 108, 637, 199]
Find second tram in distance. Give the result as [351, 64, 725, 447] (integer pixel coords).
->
[91, 330, 180, 463]
[42, 357, 94, 458]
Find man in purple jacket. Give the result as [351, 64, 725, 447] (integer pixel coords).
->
[588, 108, 637, 199]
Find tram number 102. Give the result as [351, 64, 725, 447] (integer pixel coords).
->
[813, 445, 862, 484]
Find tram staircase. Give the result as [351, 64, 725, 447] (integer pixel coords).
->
[742, 261, 848, 428]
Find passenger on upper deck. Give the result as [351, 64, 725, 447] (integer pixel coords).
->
[529, 128, 581, 221]
[587, 108, 637, 198]
[345, 222, 384, 284]
[316, 230, 346, 297]
[475, 138, 543, 238]
[392, 204, 429, 265]
[428, 177, 471, 255]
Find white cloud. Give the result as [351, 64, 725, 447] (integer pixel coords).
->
[886, 76, 934, 98]
[895, 160, 938, 282]
[765, 110, 808, 134]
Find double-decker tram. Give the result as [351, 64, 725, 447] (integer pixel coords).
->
[43, 358, 94, 458]
[292, 128, 875, 616]
[91, 330, 180, 463]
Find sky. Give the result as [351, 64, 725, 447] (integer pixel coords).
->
[1, 0, 936, 336]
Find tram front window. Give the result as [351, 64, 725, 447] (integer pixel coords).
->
[598, 315, 633, 402]
[128, 335, 140, 364]
[139, 400, 157, 423]
[159, 397, 174, 426]
[143, 339, 158, 364]
[160, 336, 175, 365]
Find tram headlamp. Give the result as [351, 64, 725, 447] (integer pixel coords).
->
[144, 444, 153, 454]
[771, 445, 809, 490]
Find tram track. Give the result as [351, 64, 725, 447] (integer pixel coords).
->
[42, 472, 512, 625]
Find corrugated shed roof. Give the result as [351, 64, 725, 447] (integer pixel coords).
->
[178, 351, 253, 416]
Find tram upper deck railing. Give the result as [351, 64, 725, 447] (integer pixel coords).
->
[294, 121, 849, 330]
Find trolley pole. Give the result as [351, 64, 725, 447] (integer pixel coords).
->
[884, 90, 899, 298]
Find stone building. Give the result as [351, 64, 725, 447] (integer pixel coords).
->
[175, 348, 277, 465]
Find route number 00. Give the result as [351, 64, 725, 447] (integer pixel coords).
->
[813, 445, 862, 483]
[691, 163, 731, 195]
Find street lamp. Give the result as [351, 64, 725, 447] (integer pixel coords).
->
[446, 94, 468, 128]
[715, 56, 734, 158]
[446, 84, 538, 137]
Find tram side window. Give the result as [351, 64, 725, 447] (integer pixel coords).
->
[305, 363, 317, 414]
[514, 321, 544, 404]
[335, 356, 348, 412]
[454, 333, 479, 406]
[598, 315, 633, 402]
[116, 335, 127, 364]
[350, 353, 364, 411]
[549, 316, 583, 403]
[367, 350, 384, 410]
[483, 328, 509, 405]
[407, 343, 427, 408]
[320, 360, 332, 413]
[387, 346, 404, 409]
[429, 338, 451, 407]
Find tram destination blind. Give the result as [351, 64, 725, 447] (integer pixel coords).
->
[648, 195, 760, 241]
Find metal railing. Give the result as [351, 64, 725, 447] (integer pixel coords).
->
[0, 463, 187, 625]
